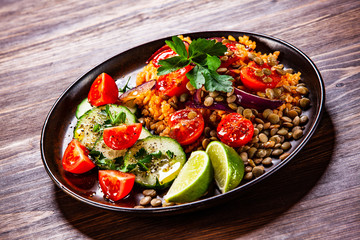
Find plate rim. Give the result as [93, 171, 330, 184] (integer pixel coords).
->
[40, 30, 325, 215]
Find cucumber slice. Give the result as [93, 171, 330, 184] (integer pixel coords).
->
[76, 98, 92, 119]
[74, 104, 137, 149]
[93, 126, 152, 160]
[124, 136, 186, 189]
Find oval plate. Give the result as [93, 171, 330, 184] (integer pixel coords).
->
[41, 31, 325, 215]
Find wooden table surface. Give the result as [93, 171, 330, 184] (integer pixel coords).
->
[1, 0, 359, 239]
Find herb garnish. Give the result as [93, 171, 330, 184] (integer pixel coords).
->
[105, 105, 126, 125]
[157, 36, 234, 92]
[89, 150, 123, 170]
[122, 148, 174, 173]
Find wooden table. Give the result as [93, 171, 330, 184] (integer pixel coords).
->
[1, 0, 359, 239]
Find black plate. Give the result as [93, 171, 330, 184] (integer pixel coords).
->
[41, 31, 325, 215]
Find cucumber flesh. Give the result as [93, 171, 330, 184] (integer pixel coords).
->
[76, 98, 92, 119]
[74, 104, 137, 149]
[93, 126, 152, 160]
[124, 136, 186, 189]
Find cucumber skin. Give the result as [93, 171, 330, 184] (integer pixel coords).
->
[73, 104, 137, 150]
[124, 136, 186, 189]
[76, 98, 92, 119]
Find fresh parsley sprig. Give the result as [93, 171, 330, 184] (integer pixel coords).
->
[157, 36, 234, 92]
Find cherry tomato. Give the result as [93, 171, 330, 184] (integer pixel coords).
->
[99, 170, 135, 201]
[156, 65, 193, 97]
[103, 123, 142, 150]
[88, 73, 118, 106]
[168, 109, 205, 145]
[62, 139, 96, 174]
[152, 48, 177, 68]
[217, 113, 254, 147]
[240, 61, 281, 91]
[220, 42, 240, 68]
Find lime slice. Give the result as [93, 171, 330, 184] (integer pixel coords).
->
[164, 151, 213, 203]
[206, 141, 244, 193]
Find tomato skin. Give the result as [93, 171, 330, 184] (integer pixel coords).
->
[103, 123, 142, 150]
[217, 113, 254, 147]
[88, 73, 118, 106]
[240, 61, 281, 91]
[99, 170, 135, 201]
[62, 139, 96, 174]
[152, 48, 177, 68]
[220, 43, 240, 68]
[168, 109, 205, 145]
[156, 65, 193, 97]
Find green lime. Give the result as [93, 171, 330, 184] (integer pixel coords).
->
[206, 141, 244, 193]
[164, 151, 213, 203]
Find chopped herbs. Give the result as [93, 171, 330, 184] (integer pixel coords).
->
[157, 36, 233, 92]
[166, 150, 174, 159]
[105, 105, 126, 125]
[89, 150, 123, 170]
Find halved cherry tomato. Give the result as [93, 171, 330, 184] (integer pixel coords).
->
[240, 61, 281, 91]
[220, 42, 240, 68]
[217, 113, 254, 147]
[103, 123, 142, 150]
[62, 139, 96, 174]
[156, 65, 193, 97]
[168, 108, 205, 145]
[152, 48, 177, 68]
[99, 170, 135, 201]
[88, 73, 118, 106]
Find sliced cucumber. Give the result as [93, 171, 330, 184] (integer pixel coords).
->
[76, 98, 92, 119]
[74, 104, 137, 149]
[93, 127, 152, 160]
[124, 136, 186, 189]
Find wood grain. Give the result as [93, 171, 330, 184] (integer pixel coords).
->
[0, 0, 359, 239]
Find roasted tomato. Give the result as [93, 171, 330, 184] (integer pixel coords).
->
[240, 61, 281, 91]
[220, 42, 240, 68]
[88, 73, 118, 106]
[152, 48, 177, 68]
[62, 139, 96, 174]
[103, 123, 142, 150]
[217, 113, 254, 147]
[99, 170, 135, 201]
[156, 65, 193, 97]
[168, 108, 205, 145]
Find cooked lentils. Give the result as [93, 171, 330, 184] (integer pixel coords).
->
[134, 36, 312, 209]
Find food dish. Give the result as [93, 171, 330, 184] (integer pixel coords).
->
[41, 31, 324, 215]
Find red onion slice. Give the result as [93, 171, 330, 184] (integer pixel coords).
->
[118, 80, 156, 103]
[234, 87, 283, 110]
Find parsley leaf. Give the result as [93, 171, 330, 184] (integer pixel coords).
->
[165, 36, 188, 58]
[157, 56, 190, 76]
[156, 36, 234, 92]
[166, 150, 174, 159]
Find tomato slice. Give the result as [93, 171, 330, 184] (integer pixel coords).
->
[152, 48, 177, 68]
[240, 61, 281, 91]
[88, 73, 118, 106]
[168, 109, 205, 145]
[62, 139, 96, 174]
[156, 65, 193, 97]
[220, 42, 240, 68]
[217, 113, 254, 147]
[99, 170, 135, 201]
[103, 123, 142, 150]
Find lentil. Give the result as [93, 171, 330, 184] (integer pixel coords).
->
[140, 196, 152, 206]
[252, 166, 264, 177]
[143, 189, 157, 198]
[151, 198, 162, 207]
[262, 157, 273, 165]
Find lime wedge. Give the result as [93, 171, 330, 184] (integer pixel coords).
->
[164, 151, 213, 203]
[206, 141, 244, 193]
